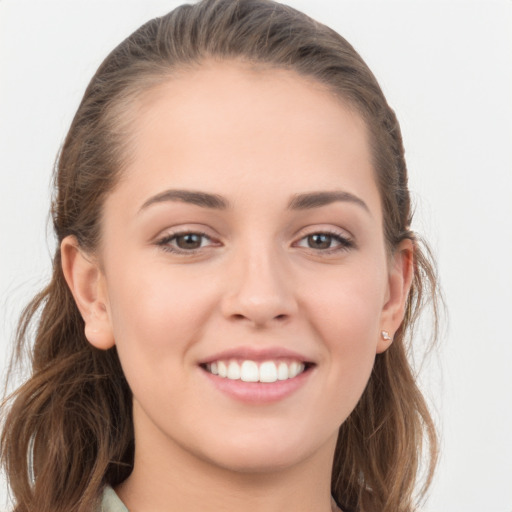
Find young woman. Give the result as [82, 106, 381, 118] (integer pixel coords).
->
[1, 1, 440, 511]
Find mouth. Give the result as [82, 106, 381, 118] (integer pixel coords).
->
[200, 359, 314, 383]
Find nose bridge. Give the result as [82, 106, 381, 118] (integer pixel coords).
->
[222, 237, 297, 325]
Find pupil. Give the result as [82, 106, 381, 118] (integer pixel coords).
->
[308, 234, 331, 249]
[177, 233, 202, 249]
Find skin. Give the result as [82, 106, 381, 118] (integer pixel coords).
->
[62, 61, 413, 512]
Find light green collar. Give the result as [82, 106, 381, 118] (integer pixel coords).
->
[100, 485, 342, 512]
[101, 485, 129, 512]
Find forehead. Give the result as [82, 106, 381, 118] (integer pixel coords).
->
[113, 60, 380, 216]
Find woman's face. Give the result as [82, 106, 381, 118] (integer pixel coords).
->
[72, 62, 410, 474]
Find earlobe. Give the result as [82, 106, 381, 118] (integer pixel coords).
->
[60, 236, 115, 350]
[377, 239, 414, 353]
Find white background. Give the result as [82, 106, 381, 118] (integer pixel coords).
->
[1, 1, 511, 511]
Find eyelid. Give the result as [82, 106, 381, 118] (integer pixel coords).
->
[153, 224, 355, 255]
[293, 224, 354, 241]
[292, 226, 355, 252]
[155, 227, 222, 254]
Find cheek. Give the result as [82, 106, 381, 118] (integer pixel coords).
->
[103, 265, 220, 412]
[305, 262, 387, 376]
[106, 264, 219, 356]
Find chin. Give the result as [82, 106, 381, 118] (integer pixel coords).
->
[189, 425, 337, 475]
[203, 448, 308, 475]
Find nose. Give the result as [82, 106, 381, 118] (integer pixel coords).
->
[220, 244, 298, 328]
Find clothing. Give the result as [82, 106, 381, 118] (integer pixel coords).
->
[101, 486, 129, 512]
[100, 485, 343, 512]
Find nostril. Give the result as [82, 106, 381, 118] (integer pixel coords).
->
[229, 312, 289, 324]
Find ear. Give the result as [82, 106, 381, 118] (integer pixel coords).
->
[377, 239, 414, 353]
[61, 236, 115, 350]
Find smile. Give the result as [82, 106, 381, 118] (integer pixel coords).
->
[204, 359, 307, 383]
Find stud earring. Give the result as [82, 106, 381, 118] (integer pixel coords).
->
[381, 330, 392, 342]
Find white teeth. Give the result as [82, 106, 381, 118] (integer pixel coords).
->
[227, 361, 241, 380]
[289, 362, 300, 378]
[218, 361, 227, 378]
[277, 362, 289, 380]
[259, 361, 278, 383]
[240, 360, 259, 382]
[206, 359, 307, 382]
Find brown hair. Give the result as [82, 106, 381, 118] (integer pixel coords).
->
[1, 1, 440, 511]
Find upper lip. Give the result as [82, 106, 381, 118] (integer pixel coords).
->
[199, 346, 314, 365]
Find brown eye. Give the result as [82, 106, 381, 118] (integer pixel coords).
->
[295, 231, 354, 253]
[157, 231, 215, 254]
[307, 234, 333, 249]
[174, 233, 205, 249]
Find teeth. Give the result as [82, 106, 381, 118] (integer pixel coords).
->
[277, 362, 289, 380]
[218, 361, 227, 378]
[206, 359, 306, 382]
[240, 360, 259, 382]
[227, 361, 241, 380]
[289, 361, 300, 378]
[259, 361, 278, 383]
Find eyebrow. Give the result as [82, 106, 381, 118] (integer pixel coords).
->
[139, 188, 369, 214]
[139, 189, 230, 212]
[287, 191, 370, 213]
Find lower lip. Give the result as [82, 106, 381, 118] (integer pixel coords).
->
[200, 367, 312, 404]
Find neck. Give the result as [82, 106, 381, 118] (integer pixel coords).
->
[116, 408, 337, 512]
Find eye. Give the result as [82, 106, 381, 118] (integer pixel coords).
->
[295, 231, 353, 252]
[156, 231, 217, 253]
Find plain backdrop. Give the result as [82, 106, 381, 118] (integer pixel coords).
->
[1, 1, 511, 511]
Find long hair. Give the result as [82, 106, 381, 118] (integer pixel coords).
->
[1, 1, 440, 511]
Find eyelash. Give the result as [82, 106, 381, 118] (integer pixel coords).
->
[294, 230, 354, 254]
[155, 229, 354, 255]
[156, 230, 216, 254]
